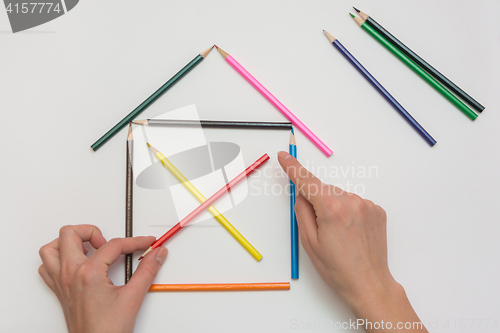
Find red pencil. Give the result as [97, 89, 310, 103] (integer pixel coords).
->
[139, 153, 270, 259]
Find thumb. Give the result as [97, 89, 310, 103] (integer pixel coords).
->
[125, 246, 168, 300]
[294, 193, 318, 244]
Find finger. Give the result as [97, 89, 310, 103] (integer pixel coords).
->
[39, 238, 61, 276]
[125, 247, 168, 301]
[294, 194, 319, 250]
[59, 225, 106, 264]
[278, 151, 328, 205]
[90, 236, 156, 268]
[38, 264, 57, 294]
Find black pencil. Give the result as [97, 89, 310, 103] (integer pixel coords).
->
[125, 123, 133, 284]
[353, 7, 484, 113]
[132, 119, 293, 130]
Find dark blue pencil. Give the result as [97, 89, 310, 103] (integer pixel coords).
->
[324, 30, 436, 147]
[289, 129, 298, 279]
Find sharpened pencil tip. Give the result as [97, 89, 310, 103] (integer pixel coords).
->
[215, 46, 229, 58]
[291, 127, 294, 135]
[200, 46, 214, 58]
[349, 13, 355, 18]
[132, 119, 147, 125]
[214, 45, 219, 49]
[323, 30, 336, 43]
[127, 123, 133, 141]
[353, 6, 360, 13]
[146, 142, 151, 147]
[140, 247, 153, 259]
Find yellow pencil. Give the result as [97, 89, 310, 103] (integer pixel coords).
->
[147, 143, 262, 261]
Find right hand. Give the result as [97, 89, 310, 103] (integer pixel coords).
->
[278, 151, 427, 332]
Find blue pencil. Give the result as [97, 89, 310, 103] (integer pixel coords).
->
[289, 129, 299, 279]
[324, 30, 436, 147]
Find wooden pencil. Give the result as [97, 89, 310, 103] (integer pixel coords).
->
[147, 143, 263, 261]
[90, 46, 213, 151]
[132, 119, 293, 130]
[125, 123, 133, 283]
[289, 129, 299, 279]
[350, 13, 477, 121]
[215, 45, 333, 157]
[353, 7, 484, 113]
[324, 30, 436, 146]
[149, 282, 290, 292]
[139, 153, 270, 259]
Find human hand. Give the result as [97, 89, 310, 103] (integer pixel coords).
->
[38, 225, 168, 333]
[278, 151, 427, 332]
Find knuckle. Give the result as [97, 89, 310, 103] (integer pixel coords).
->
[328, 197, 343, 211]
[59, 225, 74, 237]
[325, 199, 347, 220]
[39, 245, 49, 258]
[76, 263, 98, 284]
[349, 195, 366, 212]
[107, 238, 121, 248]
[88, 225, 101, 235]
[377, 205, 387, 220]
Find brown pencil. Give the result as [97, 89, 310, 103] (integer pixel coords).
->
[149, 282, 290, 292]
[125, 123, 133, 283]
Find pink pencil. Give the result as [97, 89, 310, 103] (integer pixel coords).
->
[215, 46, 333, 157]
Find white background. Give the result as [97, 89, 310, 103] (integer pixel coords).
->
[1, 0, 499, 332]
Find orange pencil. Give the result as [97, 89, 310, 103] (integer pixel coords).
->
[149, 283, 290, 292]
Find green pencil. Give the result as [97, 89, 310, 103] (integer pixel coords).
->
[350, 13, 477, 121]
[90, 46, 214, 151]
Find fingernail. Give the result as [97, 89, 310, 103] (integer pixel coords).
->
[156, 247, 168, 265]
[278, 151, 291, 160]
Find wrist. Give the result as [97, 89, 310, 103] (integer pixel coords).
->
[345, 280, 427, 332]
[347, 278, 406, 319]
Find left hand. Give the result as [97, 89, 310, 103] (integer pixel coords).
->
[38, 224, 168, 333]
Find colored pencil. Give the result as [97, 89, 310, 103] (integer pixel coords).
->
[90, 46, 214, 151]
[324, 31, 436, 146]
[289, 129, 299, 279]
[149, 282, 290, 292]
[350, 14, 477, 121]
[353, 7, 484, 113]
[133, 119, 293, 130]
[125, 124, 134, 283]
[139, 153, 270, 259]
[147, 143, 262, 261]
[215, 46, 333, 157]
